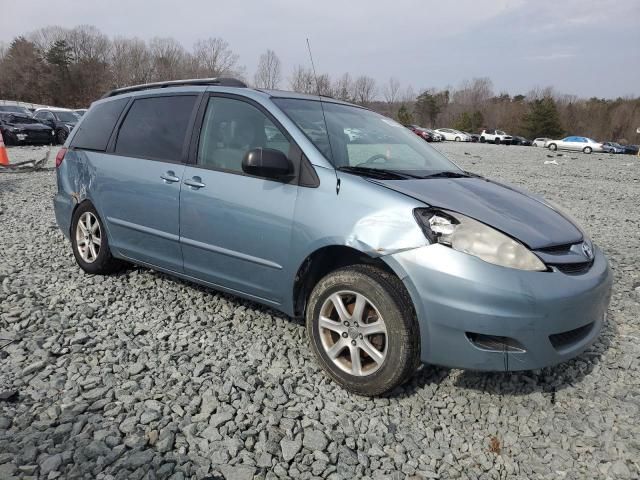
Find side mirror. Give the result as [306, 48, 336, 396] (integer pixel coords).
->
[242, 148, 293, 179]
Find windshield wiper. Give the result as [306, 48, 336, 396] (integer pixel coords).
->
[336, 166, 422, 180]
[419, 171, 471, 179]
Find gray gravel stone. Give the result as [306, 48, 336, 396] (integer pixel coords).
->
[303, 429, 329, 451]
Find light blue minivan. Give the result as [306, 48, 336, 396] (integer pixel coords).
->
[54, 78, 612, 396]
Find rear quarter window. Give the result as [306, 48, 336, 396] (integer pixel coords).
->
[70, 98, 129, 151]
[115, 95, 197, 162]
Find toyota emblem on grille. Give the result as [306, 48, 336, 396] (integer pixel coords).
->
[582, 242, 594, 260]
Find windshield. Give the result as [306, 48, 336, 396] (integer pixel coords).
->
[273, 98, 460, 176]
[54, 111, 80, 122]
[8, 115, 40, 124]
[0, 105, 31, 115]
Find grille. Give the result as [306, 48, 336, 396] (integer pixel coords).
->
[552, 261, 592, 274]
[539, 243, 575, 253]
[549, 322, 594, 350]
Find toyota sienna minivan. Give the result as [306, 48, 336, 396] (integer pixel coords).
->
[54, 78, 612, 396]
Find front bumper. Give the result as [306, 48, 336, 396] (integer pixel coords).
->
[384, 244, 612, 371]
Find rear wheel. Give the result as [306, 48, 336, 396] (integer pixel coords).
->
[480, 136, 486, 143]
[306, 265, 420, 396]
[71, 202, 123, 274]
[583, 146, 592, 154]
[455, 136, 461, 142]
[548, 143, 557, 151]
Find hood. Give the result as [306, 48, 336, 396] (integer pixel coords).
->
[9, 121, 52, 131]
[372, 176, 583, 249]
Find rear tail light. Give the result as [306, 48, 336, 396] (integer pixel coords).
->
[55, 147, 67, 168]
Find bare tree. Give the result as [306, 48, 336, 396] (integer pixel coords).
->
[289, 65, 315, 94]
[111, 37, 153, 87]
[192, 37, 242, 77]
[253, 49, 281, 89]
[401, 85, 416, 103]
[333, 73, 353, 101]
[382, 77, 400, 105]
[352, 75, 377, 105]
[149, 37, 188, 81]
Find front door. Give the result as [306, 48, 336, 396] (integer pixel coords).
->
[179, 95, 298, 305]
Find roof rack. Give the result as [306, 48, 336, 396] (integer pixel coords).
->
[101, 77, 247, 99]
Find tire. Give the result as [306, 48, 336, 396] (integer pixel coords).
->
[494, 138, 501, 145]
[548, 143, 557, 151]
[56, 129, 68, 145]
[306, 265, 420, 396]
[455, 136, 461, 142]
[583, 147, 592, 154]
[480, 136, 486, 143]
[2, 131, 17, 146]
[71, 202, 123, 275]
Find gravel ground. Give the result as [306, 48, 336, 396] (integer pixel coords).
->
[0, 143, 639, 480]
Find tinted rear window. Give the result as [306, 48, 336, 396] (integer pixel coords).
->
[115, 95, 197, 161]
[70, 98, 129, 151]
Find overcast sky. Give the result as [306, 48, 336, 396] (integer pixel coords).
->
[1, 0, 639, 98]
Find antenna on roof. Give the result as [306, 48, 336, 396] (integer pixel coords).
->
[306, 38, 339, 190]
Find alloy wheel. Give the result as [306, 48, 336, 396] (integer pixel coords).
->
[75, 211, 101, 263]
[318, 290, 388, 376]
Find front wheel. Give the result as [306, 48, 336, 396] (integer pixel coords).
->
[56, 129, 68, 145]
[306, 265, 420, 396]
[71, 202, 123, 274]
[548, 143, 557, 151]
[583, 147, 592, 154]
[494, 138, 501, 145]
[455, 136, 461, 142]
[480, 136, 486, 143]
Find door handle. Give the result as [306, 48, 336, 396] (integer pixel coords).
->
[161, 171, 180, 183]
[184, 177, 206, 189]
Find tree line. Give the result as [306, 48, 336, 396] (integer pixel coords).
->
[1, 25, 638, 143]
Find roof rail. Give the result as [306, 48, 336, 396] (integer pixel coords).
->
[101, 77, 247, 99]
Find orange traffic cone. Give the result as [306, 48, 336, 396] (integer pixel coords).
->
[0, 131, 9, 166]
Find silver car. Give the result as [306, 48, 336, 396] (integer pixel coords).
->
[547, 136, 605, 154]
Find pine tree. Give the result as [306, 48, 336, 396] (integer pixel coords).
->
[396, 104, 413, 125]
[523, 97, 564, 139]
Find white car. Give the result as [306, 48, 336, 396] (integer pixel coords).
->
[480, 129, 512, 144]
[546, 136, 605, 154]
[532, 137, 550, 147]
[434, 128, 471, 142]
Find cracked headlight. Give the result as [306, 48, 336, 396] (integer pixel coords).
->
[414, 209, 546, 271]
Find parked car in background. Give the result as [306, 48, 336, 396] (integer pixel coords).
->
[621, 144, 639, 155]
[602, 142, 625, 154]
[532, 137, 550, 147]
[0, 113, 55, 145]
[406, 125, 435, 142]
[462, 132, 480, 142]
[480, 129, 513, 144]
[424, 128, 444, 142]
[434, 128, 471, 142]
[0, 105, 33, 116]
[32, 108, 80, 144]
[74, 109, 88, 117]
[54, 78, 612, 396]
[511, 136, 532, 146]
[546, 136, 604, 154]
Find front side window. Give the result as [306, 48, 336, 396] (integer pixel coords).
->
[273, 98, 459, 176]
[197, 97, 291, 173]
[115, 95, 197, 161]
